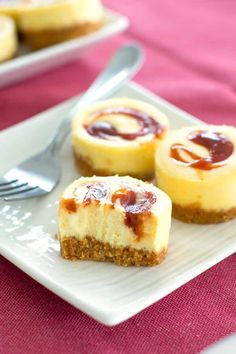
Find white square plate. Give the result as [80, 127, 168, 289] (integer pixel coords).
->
[0, 82, 235, 326]
[0, 8, 129, 88]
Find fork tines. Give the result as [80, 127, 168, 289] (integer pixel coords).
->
[0, 179, 38, 200]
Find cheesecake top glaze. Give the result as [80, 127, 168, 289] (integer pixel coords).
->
[170, 130, 234, 170]
[61, 176, 160, 213]
[156, 125, 236, 181]
[84, 107, 165, 141]
[73, 98, 169, 145]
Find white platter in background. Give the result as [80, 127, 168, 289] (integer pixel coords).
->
[0, 9, 129, 88]
[0, 82, 235, 326]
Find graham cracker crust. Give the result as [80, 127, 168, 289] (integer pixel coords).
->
[60, 236, 167, 266]
[22, 21, 103, 49]
[73, 151, 154, 181]
[173, 203, 236, 224]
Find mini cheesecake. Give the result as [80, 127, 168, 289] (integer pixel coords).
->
[16, 0, 104, 49]
[155, 125, 236, 224]
[72, 98, 169, 180]
[0, 15, 18, 63]
[59, 176, 172, 266]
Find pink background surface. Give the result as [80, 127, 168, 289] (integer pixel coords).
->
[0, 0, 236, 353]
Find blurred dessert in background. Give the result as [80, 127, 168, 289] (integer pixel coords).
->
[0, 15, 18, 62]
[72, 98, 169, 180]
[17, 0, 104, 49]
[155, 125, 236, 224]
[0, 0, 104, 51]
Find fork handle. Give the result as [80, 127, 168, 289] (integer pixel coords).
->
[46, 43, 144, 153]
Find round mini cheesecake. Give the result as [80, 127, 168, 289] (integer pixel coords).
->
[72, 98, 169, 180]
[59, 175, 172, 266]
[0, 15, 18, 63]
[155, 125, 236, 224]
[15, 0, 104, 49]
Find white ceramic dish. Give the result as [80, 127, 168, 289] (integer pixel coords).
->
[0, 8, 129, 88]
[0, 82, 236, 326]
[202, 333, 236, 354]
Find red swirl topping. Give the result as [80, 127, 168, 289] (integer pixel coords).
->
[111, 188, 156, 238]
[84, 107, 165, 140]
[170, 130, 234, 170]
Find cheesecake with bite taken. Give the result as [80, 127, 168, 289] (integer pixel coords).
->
[155, 125, 236, 224]
[72, 98, 169, 180]
[16, 0, 104, 49]
[59, 176, 172, 266]
[0, 15, 18, 62]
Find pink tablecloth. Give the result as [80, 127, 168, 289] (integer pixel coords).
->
[0, 1, 236, 353]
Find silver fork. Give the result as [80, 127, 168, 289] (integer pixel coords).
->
[0, 43, 144, 201]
